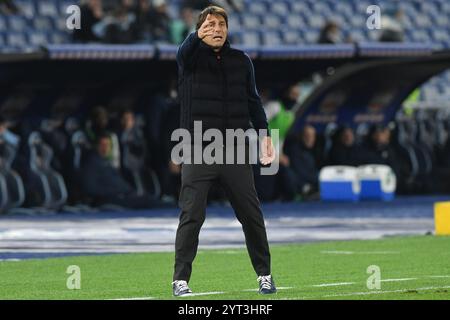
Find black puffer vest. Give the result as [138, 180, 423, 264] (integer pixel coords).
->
[179, 40, 251, 134]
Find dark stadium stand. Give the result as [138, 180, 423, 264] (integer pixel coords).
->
[1, 0, 450, 212]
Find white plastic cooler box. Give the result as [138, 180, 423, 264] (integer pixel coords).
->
[357, 164, 396, 201]
[319, 166, 360, 201]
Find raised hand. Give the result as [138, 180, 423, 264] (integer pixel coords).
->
[198, 14, 215, 40]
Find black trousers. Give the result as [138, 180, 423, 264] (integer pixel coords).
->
[173, 162, 271, 282]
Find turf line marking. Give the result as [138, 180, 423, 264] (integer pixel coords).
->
[179, 291, 225, 297]
[110, 297, 156, 300]
[321, 251, 400, 255]
[311, 282, 355, 287]
[242, 286, 294, 292]
[381, 278, 418, 282]
[321, 286, 450, 298]
[427, 275, 450, 278]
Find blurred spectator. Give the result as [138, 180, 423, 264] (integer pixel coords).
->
[360, 124, 405, 181]
[116, 109, 148, 166]
[379, 7, 405, 42]
[85, 106, 121, 168]
[80, 133, 167, 208]
[284, 125, 320, 198]
[327, 126, 363, 166]
[39, 116, 70, 176]
[182, 0, 242, 12]
[0, 0, 20, 15]
[135, 0, 153, 41]
[0, 115, 20, 149]
[73, 0, 104, 43]
[182, 0, 212, 11]
[318, 21, 342, 44]
[147, 0, 171, 43]
[95, 0, 140, 44]
[171, 7, 196, 44]
[253, 86, 298, 202]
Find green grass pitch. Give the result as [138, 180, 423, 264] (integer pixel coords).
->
[1, 235, 450, 300]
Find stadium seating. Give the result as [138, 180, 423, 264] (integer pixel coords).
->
[1, 1, 448, 87]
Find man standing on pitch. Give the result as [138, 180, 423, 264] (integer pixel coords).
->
[172, 6, 277, 296]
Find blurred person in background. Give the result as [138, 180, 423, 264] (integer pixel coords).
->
[0, 0, 20, 15]
[95, 0, 140, 43]
[147, 0, 172, 43]
[116, 109, 148, 169]
[81, 133, 167, 208]
[73, 0, 104, 43]
[135, 0, 153, 41]
[0, 115, 20, 150]
[171, 6, 196, 44]
[327, 126, 363, 166]
[85, 106, 121, 169]
[360, 124, 406, 183]
[253, 86, 299, 202]
[318, 21, 343, 44]
[284, 125, 320, 199]
[379, 7, 405, 42]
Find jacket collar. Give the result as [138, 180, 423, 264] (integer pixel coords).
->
[199, 38, 231, 55]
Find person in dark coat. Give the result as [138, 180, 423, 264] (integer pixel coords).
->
[360, 124, 406, 181]
[81, 133, 166, 208]
[172, 6, 276, 296]
[284, 125, 320, 197]
[327, 126, 363, 166]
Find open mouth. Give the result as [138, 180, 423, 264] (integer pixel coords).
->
[213, 36, 223, 40]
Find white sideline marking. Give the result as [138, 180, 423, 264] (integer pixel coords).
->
[321, 285, 450, 298]
[242, 286, 294, 292]
[179, 291, 225, 297]
[321, 251, 400, 255]
[381, 278, 418, 282]
[0, 259, 21, 262]
[311, 282, 355, 287]
[110, 297, 155, 300]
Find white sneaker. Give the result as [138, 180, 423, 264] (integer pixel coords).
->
[172, 280, 193, 297]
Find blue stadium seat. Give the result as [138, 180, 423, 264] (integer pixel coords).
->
[241, 14, 261, 30]
[58, 0, 75, 14]
[49, 32, 69, 45]
[290, 1, 311, 15]
[247, 1, 267, 15]
[282, 29, 302, 45]
[27, 32, 49, 47]
[261, 14, 282, 30]
[301, 28, 320, 44]
[227, 15, 241, 32]
[0, 33, 5, 47]
[7, 16, 29, 32]
[14, 0, 35, 17]
[286, 15, 305, 29]
[431, 29, 450, 43]
[37, 0, 59, 17]
[269, 2, 289, 16]
[242, 31, 261, 46]
[7, 32, 27, 48]
[0, 16, 6, 30]
[304, 14, 325, 29]
[261, 31, 282, 46]
[32, 16, 54, 31]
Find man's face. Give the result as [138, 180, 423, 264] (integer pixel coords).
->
[121, 112, 135, 131]
[302, 126, 316, 149]
[97, 137, 111, 158]
[202, 14, 228, 49]
[341, 128, 355, 146]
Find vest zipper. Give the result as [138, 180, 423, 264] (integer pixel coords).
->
[217, 53, 227, 133]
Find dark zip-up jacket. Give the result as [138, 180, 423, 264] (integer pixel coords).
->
[176, 32, 268, 136]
